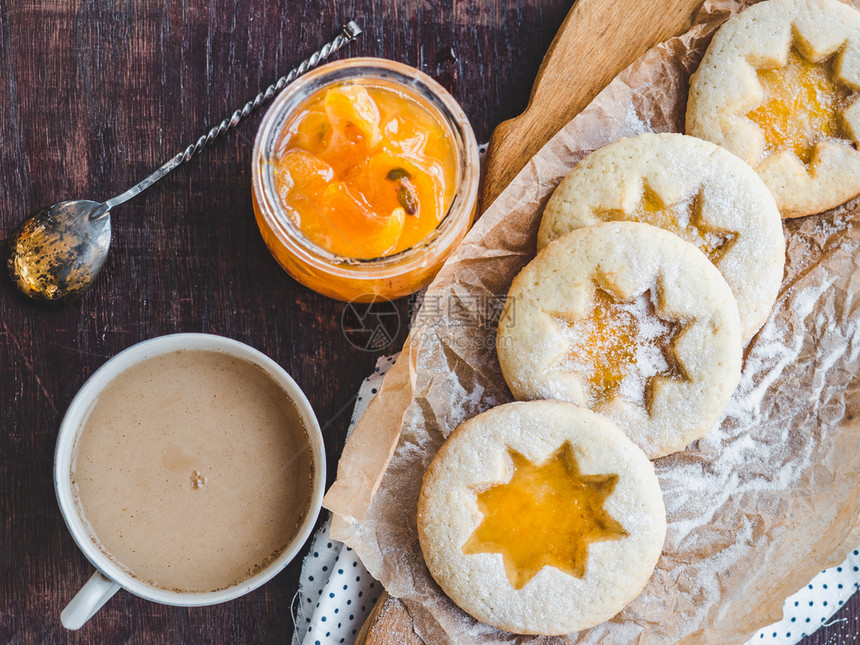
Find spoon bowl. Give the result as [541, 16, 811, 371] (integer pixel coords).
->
[6, 200, 111, 305]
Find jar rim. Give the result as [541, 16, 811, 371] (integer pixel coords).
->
[252, 57, 480, 278]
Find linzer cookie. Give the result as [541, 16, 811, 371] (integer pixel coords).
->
[687, 0, 860, 217]
[538, 133, 785, 342]
[417, 400, 666, 636]
[497, 221, 743, 459]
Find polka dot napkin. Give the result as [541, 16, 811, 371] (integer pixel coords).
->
[290, 519, 381, 645]
[291, 354, 859, 644]
[747, 548, 860, 644]
[291, 356, 394, 645]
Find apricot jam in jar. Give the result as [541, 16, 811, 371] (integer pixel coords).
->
[252, 58, 480, 302]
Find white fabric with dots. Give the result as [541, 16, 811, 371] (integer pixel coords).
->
[291, 517, 381, 645]
[746, 548, 860, 644]
[291, 355, 394, 645]
[292, 354, 859, 644]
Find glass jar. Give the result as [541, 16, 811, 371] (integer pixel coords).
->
[252, 58, 480, 303]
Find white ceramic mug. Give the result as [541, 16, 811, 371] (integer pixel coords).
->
[54, 333, 326, 630]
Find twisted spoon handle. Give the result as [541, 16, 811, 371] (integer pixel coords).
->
[93, 20, 362, 219]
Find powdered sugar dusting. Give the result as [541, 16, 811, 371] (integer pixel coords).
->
[550, 289, 682, 409]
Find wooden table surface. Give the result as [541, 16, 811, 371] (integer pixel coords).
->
[0, 1, 856, 643]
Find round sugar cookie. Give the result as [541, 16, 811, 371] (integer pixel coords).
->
[497, 221, 743, 459]
[417, 400, 666, 636]
[538, 133, 785, 342]
[686, 0, 860, 217]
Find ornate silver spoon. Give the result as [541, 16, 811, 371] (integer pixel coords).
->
[6, 21, 361, 304]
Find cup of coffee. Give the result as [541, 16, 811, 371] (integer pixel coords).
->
[54, 333, 325, 630]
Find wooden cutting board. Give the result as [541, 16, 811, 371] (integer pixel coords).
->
[481, 0, 704, 210]
[356, 0, 703, 642]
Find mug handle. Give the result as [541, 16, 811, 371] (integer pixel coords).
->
[61, 570, 121, 630]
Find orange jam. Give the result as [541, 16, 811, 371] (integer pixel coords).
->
[462, 442, 627, 590]
[271, 84, 458, 260]
[253, 59, 479, 302]
[601, 185, 737, 263]
[746, 47, 852, 165]
[550, 288, 684, 409]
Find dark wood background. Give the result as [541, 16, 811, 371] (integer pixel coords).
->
[0, 1, 856, 643]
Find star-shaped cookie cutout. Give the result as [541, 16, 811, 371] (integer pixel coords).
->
[746, 45, 853, 165]
[548, 286, 687, 412]
[462, 442, 628, 590]
[596, 182, 738, 264]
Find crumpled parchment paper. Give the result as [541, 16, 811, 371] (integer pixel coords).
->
[323, 1, 860, 642]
